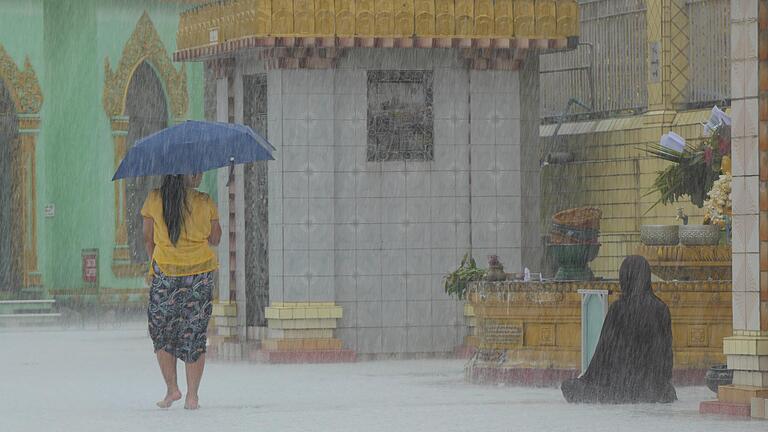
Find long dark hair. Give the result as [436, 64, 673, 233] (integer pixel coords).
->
[160, 175, 188, 246]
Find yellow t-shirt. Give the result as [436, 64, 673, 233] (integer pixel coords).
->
[140, 188, 219, 276]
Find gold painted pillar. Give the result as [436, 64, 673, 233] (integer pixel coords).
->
[644, 0, 689, 125]
[109, 116, 142, 277]
[17, 114, 42, 289]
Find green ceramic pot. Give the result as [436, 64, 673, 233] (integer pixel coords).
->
[679, 224, 720, 246]
[548, 243, 601, 281]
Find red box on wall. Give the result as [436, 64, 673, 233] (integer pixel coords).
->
[82, 249, 98, 284]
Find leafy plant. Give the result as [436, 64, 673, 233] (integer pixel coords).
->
[443, 253, 486, 300]
[642, 124, 730, 212]
[646, 154, 719, 210]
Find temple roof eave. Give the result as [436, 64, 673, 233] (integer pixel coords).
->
[173, 0, 580, 62]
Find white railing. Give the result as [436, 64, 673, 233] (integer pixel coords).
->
[686, 0, 731, 106]
[540, 0, 648, 119]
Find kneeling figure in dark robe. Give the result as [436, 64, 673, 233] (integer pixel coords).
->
[561, 255, 677, 404]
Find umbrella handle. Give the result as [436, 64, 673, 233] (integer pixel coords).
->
[226, 157, 235, 187]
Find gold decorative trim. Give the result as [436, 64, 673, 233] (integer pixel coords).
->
[176, 0, 579, 51]
[103, 12, 190, 278]
[103, 12, 188, 119]
[0, 43, 42, 289]
[0, 44, 43, 114]
[556, 0, 578, 38]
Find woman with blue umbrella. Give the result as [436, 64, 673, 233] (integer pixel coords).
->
[114, 121, 274, 410]
[141, 172, 220, 410]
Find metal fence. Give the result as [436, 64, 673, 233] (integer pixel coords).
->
[540, 0, 648, 119]
[687, 0, 730, 106]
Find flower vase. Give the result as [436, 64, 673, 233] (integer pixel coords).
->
[486, 265, 506, 282]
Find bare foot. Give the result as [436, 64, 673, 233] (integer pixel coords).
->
[156, 389, 182, 409]
[184, 396, 200, 410]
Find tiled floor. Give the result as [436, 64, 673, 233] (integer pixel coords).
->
[1, 325, 766, 432]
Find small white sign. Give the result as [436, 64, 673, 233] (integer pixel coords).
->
[44, 204, 55, 218]
[649, 41, 661, 83]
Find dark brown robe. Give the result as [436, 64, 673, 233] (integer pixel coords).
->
[561, 255, 677, 404]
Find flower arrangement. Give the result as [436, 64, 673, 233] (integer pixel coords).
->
[644, 106, 731, 211]
[703, 174, 732, 227]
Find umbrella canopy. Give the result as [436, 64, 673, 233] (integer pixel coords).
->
[112, 120, 275, 181]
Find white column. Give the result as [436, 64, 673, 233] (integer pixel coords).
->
[234, 61, 247, 339]
[216, 77, 231, 304]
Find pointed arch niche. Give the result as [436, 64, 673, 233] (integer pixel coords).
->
[103, 12, 189, 278]
[0, 44, 43, 290]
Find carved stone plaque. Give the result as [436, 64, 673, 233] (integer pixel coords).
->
[539, 324, 556, 346]
[687, 325, 708, 348]
[480, 319, 524, 346]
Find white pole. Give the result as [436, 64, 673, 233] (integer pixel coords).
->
[233, 61, 247, 340]
[216, 77, 230, 304]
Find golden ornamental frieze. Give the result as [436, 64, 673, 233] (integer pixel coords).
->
[176, 0, 579, 51]
[0, 44, 43, 114]
[103, 12, 188, 119]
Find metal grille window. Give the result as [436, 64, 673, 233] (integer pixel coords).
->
[243, 73, 269, 327]
[244, 74, 268, 129]
[367, 70, 434, 162]
[539, 0, 648, 119]
[687, 0, 730, 106]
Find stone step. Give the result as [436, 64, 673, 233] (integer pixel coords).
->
[0, 299, 56, 316]
[699, 400, 751, 417]
[718, 385, 768, 405]
[261, 338, 343, 352]
[453, 345, 477, 359]
[750, 397, 767, 419]
[250, 349, 356, 364]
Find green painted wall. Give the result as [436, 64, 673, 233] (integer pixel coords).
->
[42, 0, 102, 290]
[0, 0, 44, 70]
[1, 0, 206, 292]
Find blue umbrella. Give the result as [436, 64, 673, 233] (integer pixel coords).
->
[112, 120, 275, 181]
